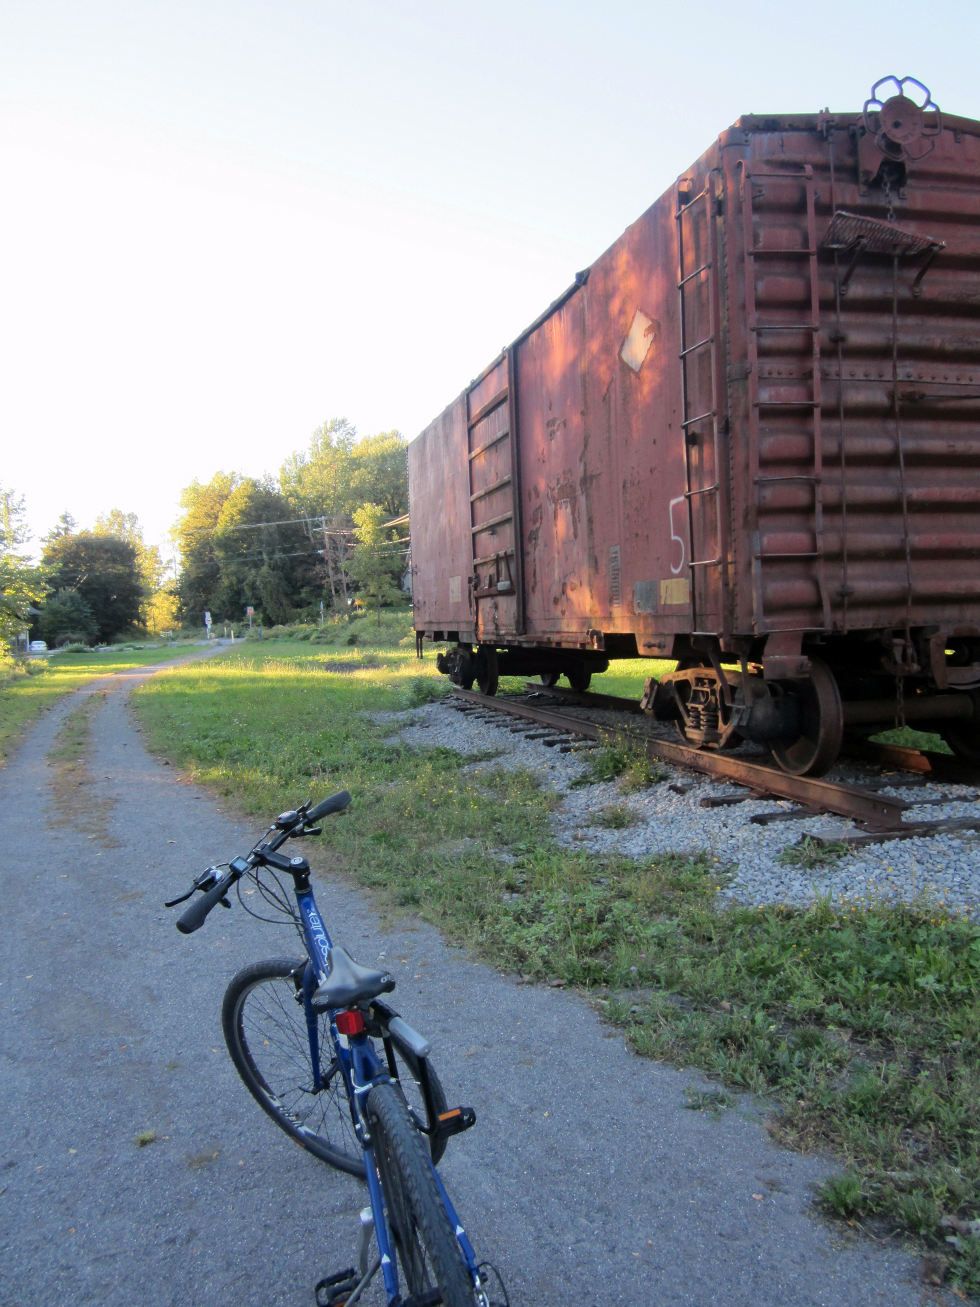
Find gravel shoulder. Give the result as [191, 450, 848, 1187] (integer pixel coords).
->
[382, 698, 979, 920]
[0, 659, 958, 1306]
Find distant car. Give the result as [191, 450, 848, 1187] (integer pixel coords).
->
[29, 640, 48, 652]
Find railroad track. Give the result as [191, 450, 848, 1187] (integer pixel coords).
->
[447, 686, 980, 847]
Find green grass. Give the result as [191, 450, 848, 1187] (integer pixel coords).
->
[0, 645, 195, 763]
[498, 656, 674, 702]
[131, 629, 979, 1295]
[572, 734, 668, 790]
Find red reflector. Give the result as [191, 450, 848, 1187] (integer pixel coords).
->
[334, 1009, 366, 1037]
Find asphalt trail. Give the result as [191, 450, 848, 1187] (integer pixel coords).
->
[0, 652, 947, 1305]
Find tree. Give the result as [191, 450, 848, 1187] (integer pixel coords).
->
[37, 589, 98, 646]
[41, 532, 143, 643]
[42, 511, 77, 544]
[347, 503, 403, 621]
[93, 508, 165, 629]
[173, 472, 241, 623]
[280, 421, 408, 522]
[212, 480, 320, 624]
[143, 586, 180, 635]
[279, 418, 357, 519]
[0, 488, 45, 648]
[349, 431, 409, 518]
[279, 421, 409, 611]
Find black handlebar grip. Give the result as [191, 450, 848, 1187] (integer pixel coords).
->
[176, 872, 235, 934]
[307, 790, 352, 822]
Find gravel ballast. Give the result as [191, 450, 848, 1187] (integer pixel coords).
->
[380, 698, 979, 920]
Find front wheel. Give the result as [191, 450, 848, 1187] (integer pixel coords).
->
[367, 1082, 478, 1306]
[222, 957, 364, 1174]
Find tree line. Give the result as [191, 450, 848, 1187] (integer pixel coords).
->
[1, 419, 410, 650]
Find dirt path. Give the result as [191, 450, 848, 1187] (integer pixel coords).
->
[0, 653, 949, 1306]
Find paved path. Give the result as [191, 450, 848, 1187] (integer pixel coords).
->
[0, 653, 947, 1306]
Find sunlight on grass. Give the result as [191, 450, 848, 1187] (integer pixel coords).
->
[0, 646, 197, 763]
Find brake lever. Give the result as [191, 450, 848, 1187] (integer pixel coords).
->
[164, 888, 194, 908]
[164, 866, 228, 909]
[291, 826, 322, 839]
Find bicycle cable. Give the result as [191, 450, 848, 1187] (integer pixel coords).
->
[235, 867, 302, 927]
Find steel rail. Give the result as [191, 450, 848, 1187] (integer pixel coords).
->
[526, 683, 980, 785]
[451, 689, 907, 830]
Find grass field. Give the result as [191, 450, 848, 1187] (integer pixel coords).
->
[131, 612, 979, 1295]
[0, 645, 200, 764]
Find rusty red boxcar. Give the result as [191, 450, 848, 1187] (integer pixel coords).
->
[409, 78, 980, 775]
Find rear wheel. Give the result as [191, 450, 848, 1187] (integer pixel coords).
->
[539, 671, 560, 687]
[366, 1082, 477, 1306]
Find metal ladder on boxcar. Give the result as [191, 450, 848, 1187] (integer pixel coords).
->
[675, 172, 729, 634]
[737, 161, 831, 632]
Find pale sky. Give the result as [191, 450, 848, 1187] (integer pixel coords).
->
[3, 0, 978, 559]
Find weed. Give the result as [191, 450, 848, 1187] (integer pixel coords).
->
[777, 836, 849, 870]
[404, 676, 446, 707]
[683, 1086, 734, 1115]
[819, 1170, 863, 1219]
[572, 734, 667, 790]
[595, 803, 637, 829]
[135, 1130, 157, 1147]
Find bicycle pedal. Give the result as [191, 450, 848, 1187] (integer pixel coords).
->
[433, 1104, 476, 1142]
[314, 1267, 358, 1306]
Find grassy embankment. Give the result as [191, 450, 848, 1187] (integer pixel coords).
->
[133, 612, 979, 1295]
[0, 645, 205, 763]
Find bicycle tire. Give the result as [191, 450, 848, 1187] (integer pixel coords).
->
[366, 1081, 477, 1306]
[222, 957, 364, 1174]
[222, 958, 451, 1175]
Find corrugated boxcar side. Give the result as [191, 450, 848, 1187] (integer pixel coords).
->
[411, 108, 980, 663]
[518, 182, 695, 650]
[407, 397, 473, 635]
[714, 114, 980, 648]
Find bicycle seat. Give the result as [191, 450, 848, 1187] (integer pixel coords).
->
[311, 946, 395, 1011]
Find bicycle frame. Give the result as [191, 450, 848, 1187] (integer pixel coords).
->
[291, 878, 484, 1305]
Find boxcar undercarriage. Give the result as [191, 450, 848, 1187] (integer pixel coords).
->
[430, 626, 980, 777]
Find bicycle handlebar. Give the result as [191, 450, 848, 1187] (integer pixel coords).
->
[176, 869, 236, 934]
[170, 790, 352, 933]
[307, 790, 351, 822]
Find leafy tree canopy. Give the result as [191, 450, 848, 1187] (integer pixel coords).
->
[41, 532, 143, 643]
[347, 502, 404, 621]
[173, 472, 242, 623]
[280, 419, 408, 522]
[211, 479, 320, 625]
[42, 511, 78, 544]
[0, 488, 45, 646]
[37, 588, 98, 646]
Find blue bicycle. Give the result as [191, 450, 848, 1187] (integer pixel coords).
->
[167, 791, 508, 1307]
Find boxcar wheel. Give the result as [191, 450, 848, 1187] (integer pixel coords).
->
[940, 694, 980, 764]
[769, 658, 843, 777]
[539, 672, 560, 687]
[567, 666, 591, 692]
[476, 645, 499, 696]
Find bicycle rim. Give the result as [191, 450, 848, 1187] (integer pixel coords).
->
[222, 957, 364, 1176]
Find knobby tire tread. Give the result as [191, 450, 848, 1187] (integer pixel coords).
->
[366, 1082, 476, 1306]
